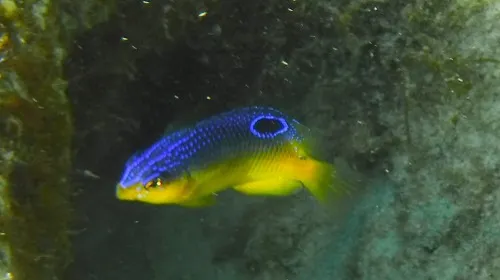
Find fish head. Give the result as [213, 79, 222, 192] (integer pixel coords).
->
[116, 145, 192, 204]
[116, 174, 192, 205]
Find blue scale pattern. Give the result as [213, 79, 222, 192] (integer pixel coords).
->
[118, 106, 305, 188]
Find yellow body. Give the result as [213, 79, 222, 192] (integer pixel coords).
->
[116, 141, 342, 207]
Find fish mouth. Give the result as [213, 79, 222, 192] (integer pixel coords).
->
[115, 183, 142, 201]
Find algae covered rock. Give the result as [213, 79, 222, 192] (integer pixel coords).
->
[0, 0, 114, 279]
[55, 0, 500, 279]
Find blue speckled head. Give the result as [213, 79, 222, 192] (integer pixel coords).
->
[117, 106, 306, 192]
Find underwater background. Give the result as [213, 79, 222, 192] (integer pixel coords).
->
[1, 0, 500, 279]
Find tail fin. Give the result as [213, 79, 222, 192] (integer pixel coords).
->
[301, 158, 359, 204]
[293, 122, 365, 204]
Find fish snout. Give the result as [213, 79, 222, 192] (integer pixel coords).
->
[115, 183, 142, 201]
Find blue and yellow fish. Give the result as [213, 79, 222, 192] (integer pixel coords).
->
[116, 106, 347, 207]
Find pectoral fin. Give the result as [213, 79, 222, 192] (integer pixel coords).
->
[178, 194, 216, 207]
[233, 179, 303, 196]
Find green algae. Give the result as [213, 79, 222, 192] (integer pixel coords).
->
[0, 0, 115, 279]
[0, 0, 72, 278]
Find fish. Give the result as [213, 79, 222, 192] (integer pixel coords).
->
[116, 106, 349, 207]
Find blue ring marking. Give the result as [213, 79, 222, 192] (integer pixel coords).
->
[249, 115, 289, 138]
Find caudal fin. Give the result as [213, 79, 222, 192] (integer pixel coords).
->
[300, 159, 354, 204]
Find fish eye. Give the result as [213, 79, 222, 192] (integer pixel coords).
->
[144, 177, 163, 190]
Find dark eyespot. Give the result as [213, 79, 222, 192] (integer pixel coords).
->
[254, 118, 283, 133]
[250, 116, 289, 138]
